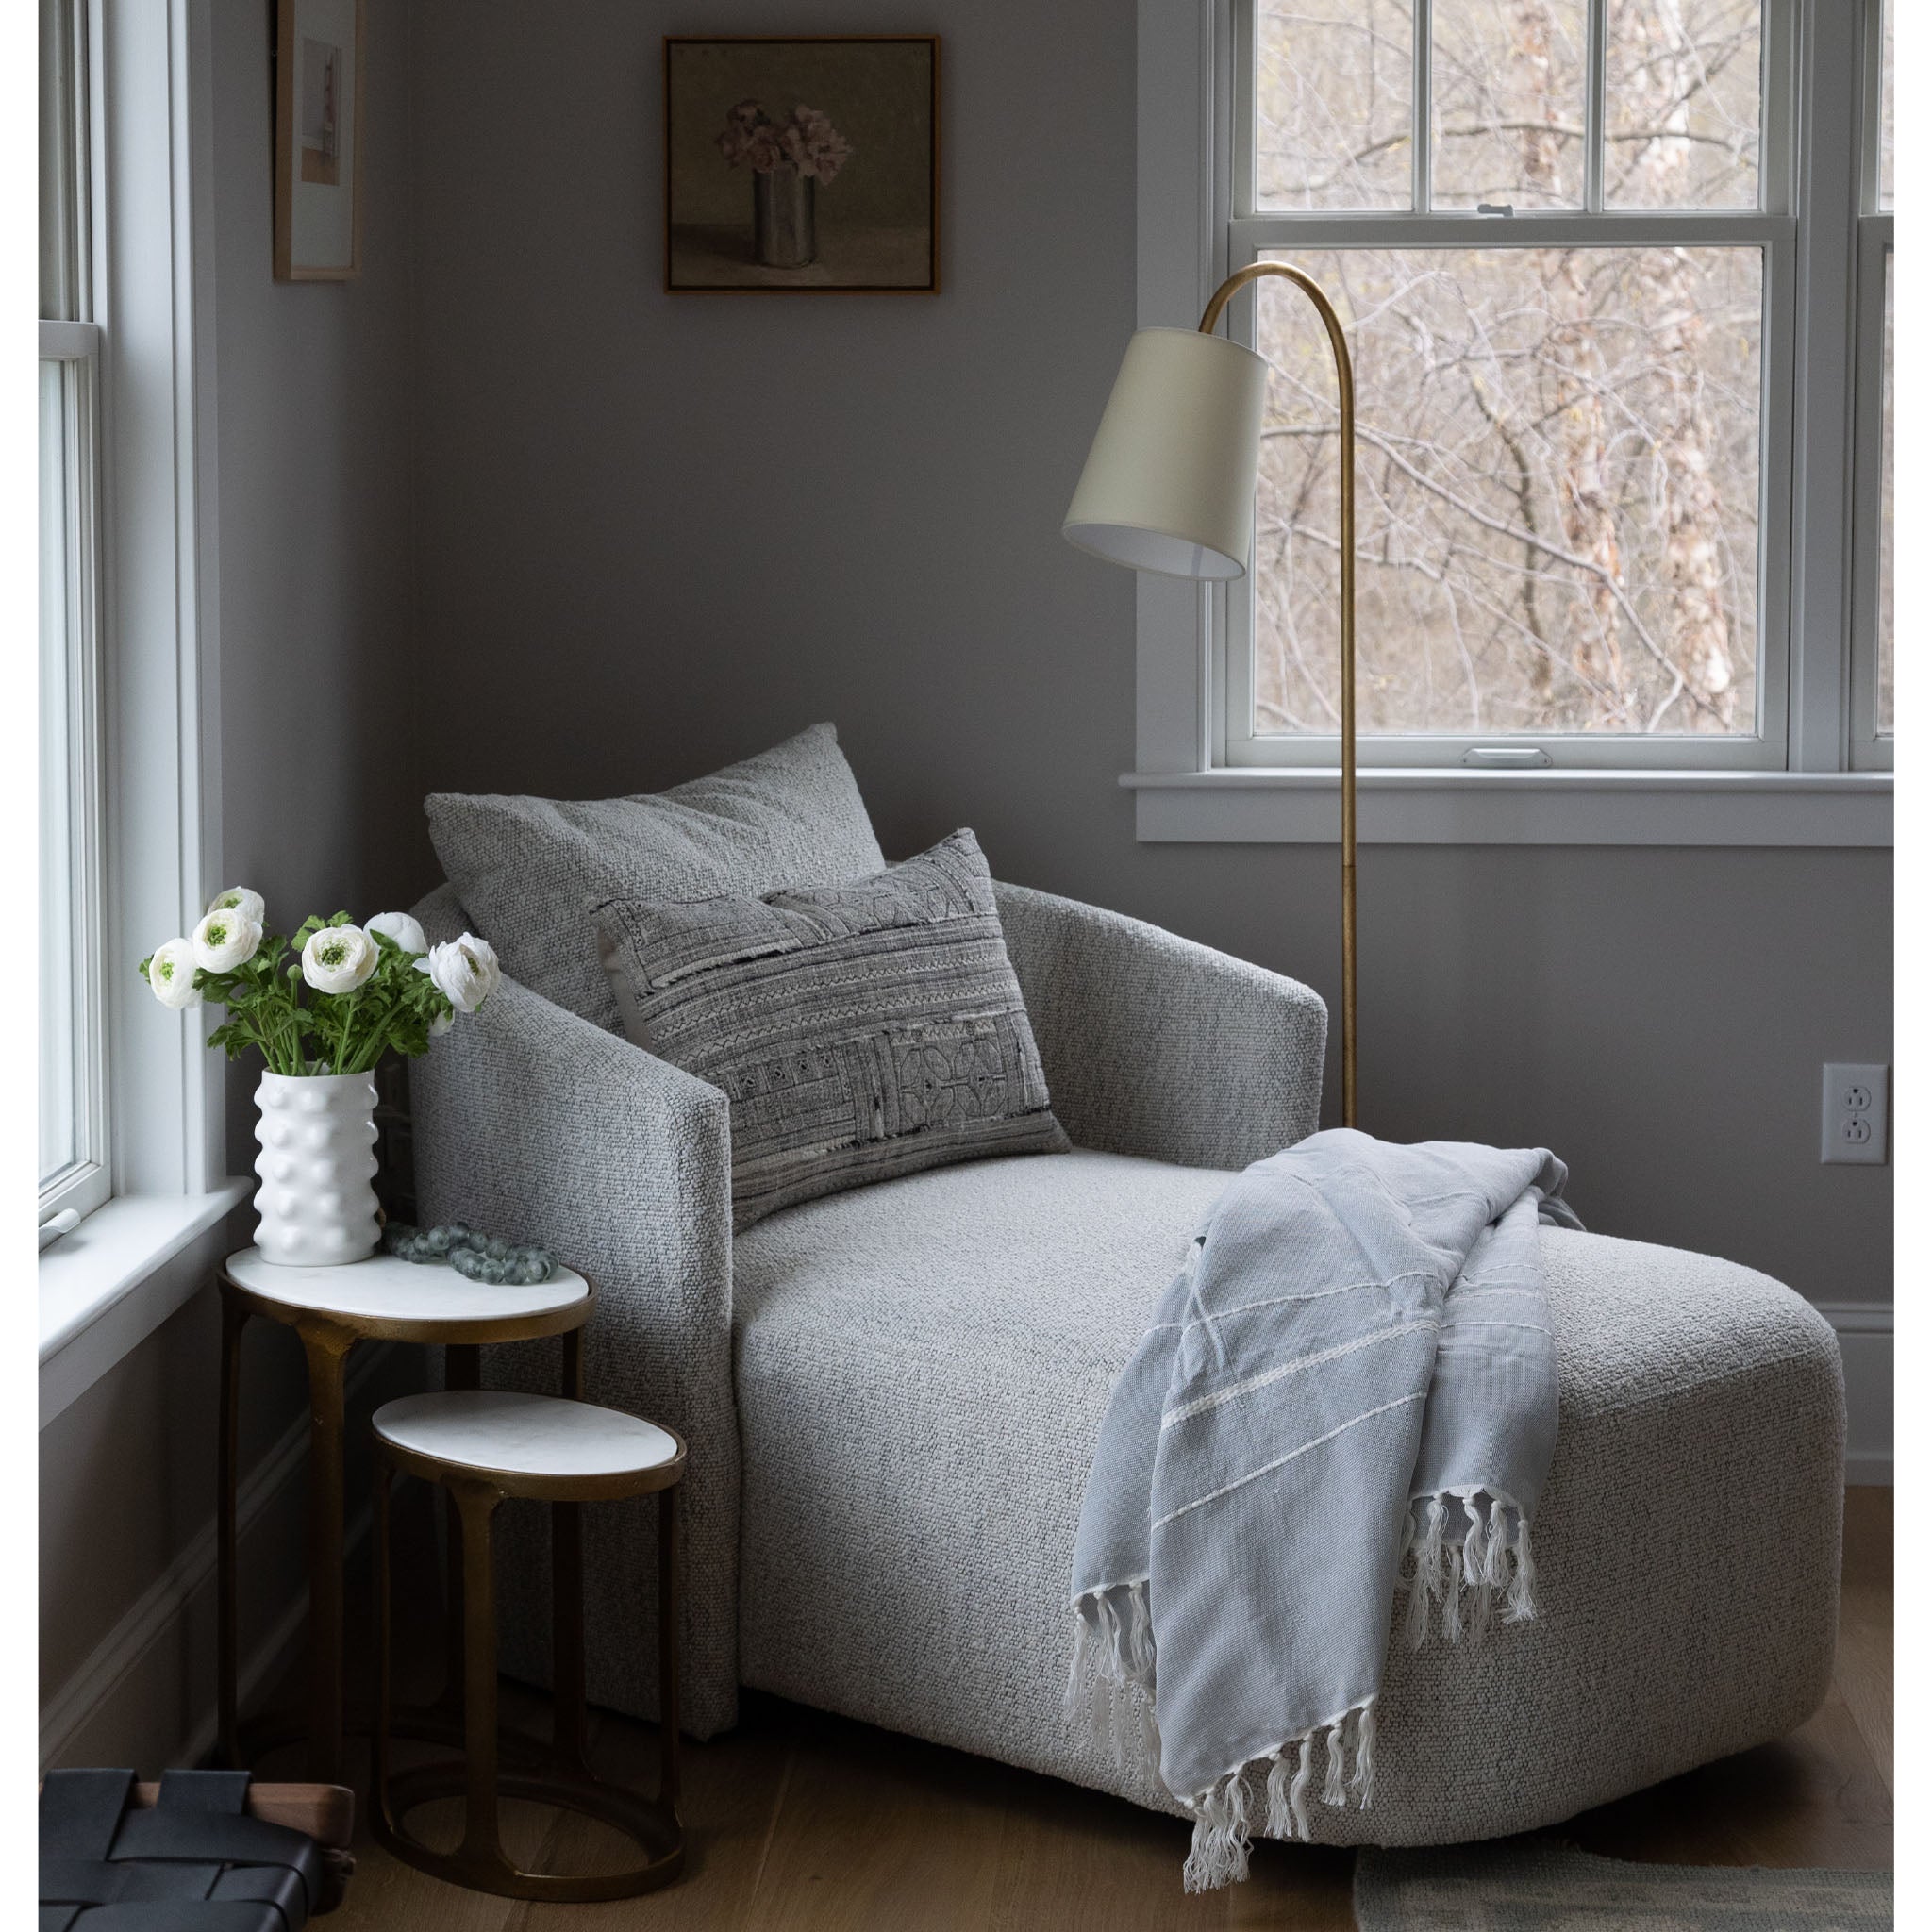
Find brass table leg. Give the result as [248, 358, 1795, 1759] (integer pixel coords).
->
[438, 1344, 483, 1728]
[216, 1291, 247, 1770]
[552, 1496, 588, 1775]
[373, 1456, 394, 1826]
[551, 1324, 590, 1770]
[298, 1318, 357, 1785]
[456, 1479, 508, 1878]
[658, 1484, 681, 1815]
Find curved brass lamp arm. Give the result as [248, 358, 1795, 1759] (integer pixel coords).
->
[1198, 262, 1357, 1129]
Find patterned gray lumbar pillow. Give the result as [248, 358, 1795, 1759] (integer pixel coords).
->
[426, 724, 885, 1036]
[593, 828, 1070, 1229]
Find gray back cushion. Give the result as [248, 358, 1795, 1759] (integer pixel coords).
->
[592, 828, 1069, 1229]
[425, 724, 885, 1033]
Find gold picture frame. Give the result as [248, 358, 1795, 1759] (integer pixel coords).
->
[664, 36, 940, 294]
[274, 0, 367, 282]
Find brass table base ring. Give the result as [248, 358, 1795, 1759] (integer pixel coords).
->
[375, 1761, 684, 1903]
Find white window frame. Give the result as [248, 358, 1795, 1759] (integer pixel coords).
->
[1122, 0, 1891, 845]
[41, 0, 246, 1414]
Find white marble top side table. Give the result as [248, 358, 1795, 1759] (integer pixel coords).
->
[215, 1247, 592, 1784]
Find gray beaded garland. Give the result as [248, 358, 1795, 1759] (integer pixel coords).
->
[383, 1221, 554, 1286]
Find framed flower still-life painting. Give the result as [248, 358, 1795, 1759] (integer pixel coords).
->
[275, 0, 365, 281]
[663, 37, 940, 293]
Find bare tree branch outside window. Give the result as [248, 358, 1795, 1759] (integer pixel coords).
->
[1253, 0, 1772, 741]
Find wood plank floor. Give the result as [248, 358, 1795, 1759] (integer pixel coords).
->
[278, 1486, 1890, 1930]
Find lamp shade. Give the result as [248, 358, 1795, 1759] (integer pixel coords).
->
[1062, 327, 1269, 580]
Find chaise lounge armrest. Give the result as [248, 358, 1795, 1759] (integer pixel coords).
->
[408, 883, 740, 1737]
[994, 882, 1327, 1170]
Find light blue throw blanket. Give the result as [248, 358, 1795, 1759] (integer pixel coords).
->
[1067, 1131, 1578, 1890]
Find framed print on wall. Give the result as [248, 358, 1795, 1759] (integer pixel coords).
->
[275, 0, 366, 281]
[664, 36, 940, 293]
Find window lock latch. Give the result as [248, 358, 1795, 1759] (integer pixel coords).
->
[1475, 202, 1516, 217]
[1462, 746, 1552, 769]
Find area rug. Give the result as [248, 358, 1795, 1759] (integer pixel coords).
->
[1355, 1839, 1892, 1929]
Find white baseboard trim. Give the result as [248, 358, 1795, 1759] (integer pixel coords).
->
[40, 1343, 393, 1771]
[1818, 1303, 1892, 1487]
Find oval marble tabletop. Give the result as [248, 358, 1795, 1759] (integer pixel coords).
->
[223, 1247, 591, 1325]
[375, 1391, 681, 1481]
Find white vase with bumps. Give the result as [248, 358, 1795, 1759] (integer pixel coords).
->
[252, 1069, 381, 1267]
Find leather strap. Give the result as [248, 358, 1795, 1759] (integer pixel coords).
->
[40, 1769, 326, 1932]
[156, 1771, 252, 1813]
[39, 1772, 135, 1862]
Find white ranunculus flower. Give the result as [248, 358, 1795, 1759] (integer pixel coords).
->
[148, 938, 202, 1009]
[206, 887, 266, 925]
[429, 1008, 454, 1038]
[416, 932, 501, 1014]
[365, 909, 428, 956]
[302, 923, 378, 993]
[192, 907, 263, 974]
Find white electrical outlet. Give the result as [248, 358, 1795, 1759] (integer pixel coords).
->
[1821, 1062, 1889, 1166]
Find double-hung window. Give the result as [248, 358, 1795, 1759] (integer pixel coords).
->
[40, 0, 109, 1228]
[1131, 0, 1893, 835]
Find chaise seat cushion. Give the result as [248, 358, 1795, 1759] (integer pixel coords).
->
[732, 1151, 1844, 1846]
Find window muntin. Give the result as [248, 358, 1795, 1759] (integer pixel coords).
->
[1231, 0, 1802, 766]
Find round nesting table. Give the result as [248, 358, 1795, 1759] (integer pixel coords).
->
[372, 1391, 688, 1901]
[216, 1248, 593, 1783]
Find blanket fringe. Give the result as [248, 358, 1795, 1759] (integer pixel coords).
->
[1399, 1489, 1538, 1651]
[1182, 1769, 1251, 1891]
[1350, 1697, 1376, 1809]
[1264, 1751, 1293, 1840]
[1074, 1492, 1540, 1894]
[1183, 1696, 1376, 1887]
[1507, 1508, 1538, 1623]
[1321, 1721, 1346, 1807]
[1066, 1580, 1162, 1789]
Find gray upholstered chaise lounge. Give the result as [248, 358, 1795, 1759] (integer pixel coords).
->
[407, 869, 1843, 1848]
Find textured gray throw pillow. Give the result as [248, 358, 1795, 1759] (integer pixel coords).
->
[593, 828, 1070, 1229]
[425, 724, 885, 1034]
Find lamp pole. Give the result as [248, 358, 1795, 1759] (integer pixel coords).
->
[1198, 264, 1357, 1128]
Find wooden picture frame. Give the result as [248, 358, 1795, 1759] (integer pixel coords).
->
[664, 36, 940, 294]
[274, 0, 367, 282]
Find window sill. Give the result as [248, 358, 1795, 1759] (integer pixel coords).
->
[1122, 768, 1892, 846]
[40, 1181, 252, 1427]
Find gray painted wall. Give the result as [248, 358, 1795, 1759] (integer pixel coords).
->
[405, 0, 1890, 1310]
[216, 0, 422, 1037]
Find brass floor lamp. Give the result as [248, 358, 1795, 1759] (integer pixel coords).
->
[1063, 263, 1357, 1127]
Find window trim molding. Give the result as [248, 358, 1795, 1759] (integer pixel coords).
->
[91, 0, 226, 1205]
[1122, 763, 1890, 846]
[1126, 0, 1893, 846]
